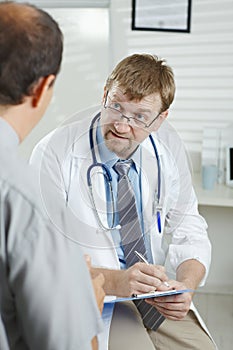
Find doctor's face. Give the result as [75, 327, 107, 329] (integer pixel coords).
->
[100, 86, 167, 159]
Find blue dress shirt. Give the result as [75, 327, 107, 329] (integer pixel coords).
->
[96, 123, 153, 268]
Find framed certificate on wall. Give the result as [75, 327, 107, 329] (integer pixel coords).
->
[132, 0, 192, 33]
[226, 146, 233, 187]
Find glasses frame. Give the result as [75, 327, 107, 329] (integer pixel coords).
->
[103, 91, 161, 129]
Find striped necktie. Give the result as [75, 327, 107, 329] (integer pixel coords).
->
[113, 160, 165, 331]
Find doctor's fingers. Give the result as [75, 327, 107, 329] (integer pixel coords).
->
[137, 263, 169, 284]
[149, 303, 189, 321]
[146, 292, 192, 313]
[128, 265, 169, 292]
[147, 297, 191, 320]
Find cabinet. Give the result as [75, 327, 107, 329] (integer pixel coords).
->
[192, 173, 233, 295]
[192, 173, 233, 207]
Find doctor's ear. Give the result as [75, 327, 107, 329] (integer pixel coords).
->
[151, 109, 169, 132]
[160, 109, 169, 120]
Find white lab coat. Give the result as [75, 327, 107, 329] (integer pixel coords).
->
[31, 108, 217, 349]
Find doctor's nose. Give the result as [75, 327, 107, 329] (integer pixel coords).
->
[114, 118, 131, 133]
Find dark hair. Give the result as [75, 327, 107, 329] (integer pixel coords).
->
[0, 1, 63, 105]
[105, 53, 175, 112]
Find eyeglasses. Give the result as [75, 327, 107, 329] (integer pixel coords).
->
[103, 91, 161, 129]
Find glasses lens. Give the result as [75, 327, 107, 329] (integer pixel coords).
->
[105, 94, 159, 129]
[107, 106, 122, 119]
[106, 107, 148, 128]
[131, 118, 147, 128]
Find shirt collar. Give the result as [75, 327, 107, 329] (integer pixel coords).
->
[96, 121, 141, 173]
[0, 117, 19, 149]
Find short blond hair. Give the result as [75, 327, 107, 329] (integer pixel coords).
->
[105, 53, 175, 112]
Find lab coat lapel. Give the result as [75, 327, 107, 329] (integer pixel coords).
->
[141, 136, 159, 233]
[76, 116, 110, 231]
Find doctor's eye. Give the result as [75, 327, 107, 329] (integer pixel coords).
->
[111, 102, 121, 111]
[135, 113, 147, 123]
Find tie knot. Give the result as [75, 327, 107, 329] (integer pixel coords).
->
[113, 160, 133, 177]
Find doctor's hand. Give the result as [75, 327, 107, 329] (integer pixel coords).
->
[145, 279, 193, 321]
[120, 262, 170, 297]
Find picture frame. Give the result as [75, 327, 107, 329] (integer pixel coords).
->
[226, 146, 233, 187]
[132, 0, 192, 33]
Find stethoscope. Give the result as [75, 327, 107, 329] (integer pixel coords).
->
[87, 114, 162, 233]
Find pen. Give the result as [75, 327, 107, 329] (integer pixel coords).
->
[134, 250, 170, 287]
[134, 250, 149, 264]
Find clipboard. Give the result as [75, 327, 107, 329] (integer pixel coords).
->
[106, 289, 193, 304]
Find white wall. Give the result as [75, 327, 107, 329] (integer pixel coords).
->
[19, 6, 110, 159]
[110, 0, 233, 159]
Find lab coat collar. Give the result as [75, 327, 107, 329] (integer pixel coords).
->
[70, 110, 100, 159]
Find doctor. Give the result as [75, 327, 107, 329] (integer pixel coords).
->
[31, 54, 216, 350]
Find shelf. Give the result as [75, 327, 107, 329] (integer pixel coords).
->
[196, 284, 233, 295]
[192, 173, 233, 207]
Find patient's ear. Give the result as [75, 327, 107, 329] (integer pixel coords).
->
[32, 75, 55, 108]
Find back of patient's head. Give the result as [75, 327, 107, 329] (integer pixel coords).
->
[0, 1, 63, 106]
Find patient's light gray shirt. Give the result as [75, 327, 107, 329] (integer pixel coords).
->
[0, 118, 103, 350]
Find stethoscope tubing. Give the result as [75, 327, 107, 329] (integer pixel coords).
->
[87, 114, 162, 233]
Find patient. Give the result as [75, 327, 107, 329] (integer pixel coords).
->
[0, 2, 104, 349]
